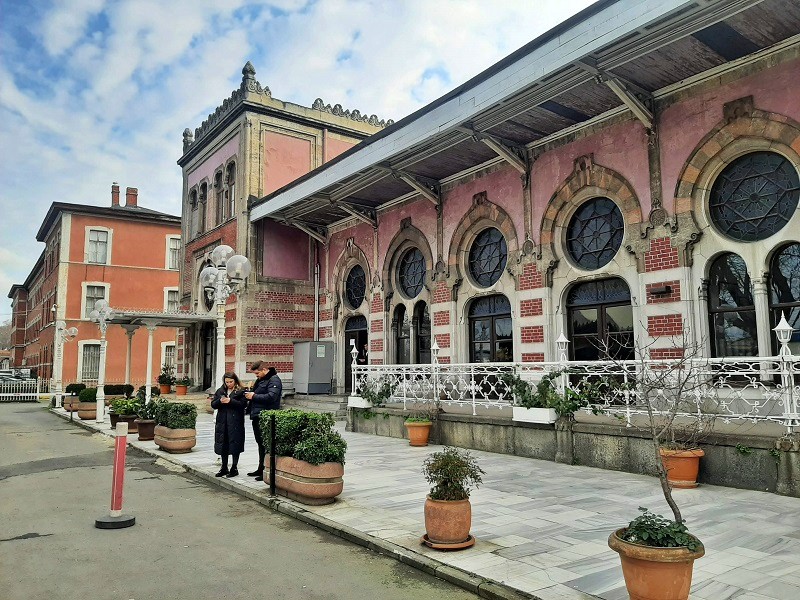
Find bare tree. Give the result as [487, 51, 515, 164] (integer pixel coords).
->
[0, 319, 11, 349]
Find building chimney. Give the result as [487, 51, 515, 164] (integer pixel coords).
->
[125, 187, 138, 207]
[111, 182, 120, 207]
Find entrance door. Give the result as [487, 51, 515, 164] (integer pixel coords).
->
[200, 322, 215, 390]
[344, 315, 368, 392]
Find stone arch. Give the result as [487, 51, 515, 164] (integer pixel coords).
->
[540, 155, 643, 248]
[330, 238, 372, 318]
[382, 220, 435, 302]
[447, 191, 520, 280]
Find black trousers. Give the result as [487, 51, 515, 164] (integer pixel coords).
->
[252, 418, 265, 472]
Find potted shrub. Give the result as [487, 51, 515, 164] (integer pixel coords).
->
[349, 376, 395, 409]
[109, 397, 142, 433]
[157, 363, 175, 395]
[421, 446, 484, 550]
[134, 396, 165, 442]
[259, 409, 347, 505]
[154, 402, 197, 453]
[76, 387, 98, 420]
[501, 370, 559, 424]
[63, 383, 86, 412]
[175, 376, 192, 396]
[404, 403, 439, 447]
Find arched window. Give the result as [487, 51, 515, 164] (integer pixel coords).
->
[398, 248, 425, 298]
[344, 315, 367, 393]
[770, 243, 800, 353]
[414, 301, 431, 364]
[708, 253, 757, 357]
[214, 171, 224, 225]
[189, 190, 198, 238]
[345, 265, 366, 309]
[468, 228, 507, 287]
[226, 162, 236, 219]
[710, 151, 800, 242]
[394, 305, 410, 364]
[198, 182, 207, 232]
[566, 198, 624, 270]
[468, 295, 512, 362]
[566, 278, 633, 360]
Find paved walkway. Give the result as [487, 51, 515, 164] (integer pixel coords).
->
[53, 408, 800, 600]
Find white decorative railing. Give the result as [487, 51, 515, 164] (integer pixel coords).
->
[351, 344, 800, 434]
[0, 378, 42, 401]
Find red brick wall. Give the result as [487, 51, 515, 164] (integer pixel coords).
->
[433, 310, 450, 326]
[370, 338, 384, 353]
[435, 333, 451, 349]
[433, 280, 450, 303]
[649, 348, 685, 359]
[646, 280, 681, 304]
[647, 314, 684, 337]
[644, 237, 680, 272]
[520, 298, 543, 317]
[371, 318, 383, 332]
[522, 353, 545, 362]
[520, 326, 544, 343]
[371, 292, 383, 314]
[519, 263, 543, 290]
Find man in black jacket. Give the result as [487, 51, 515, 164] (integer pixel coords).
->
[244, 361, 282, 480]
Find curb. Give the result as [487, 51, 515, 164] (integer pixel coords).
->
[51, 408, 544, 600]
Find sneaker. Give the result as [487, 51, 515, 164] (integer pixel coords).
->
[226, 469, 239, 478]
[215, 469, 228, 477]
[246, 469, 262, 477]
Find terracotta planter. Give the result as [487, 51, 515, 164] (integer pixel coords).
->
[63, 397, 79, 412]
[265, 455, 344, 505]
[175, 385, 188, 396]
[660, 448, 704, 489]
[135, 419, 156, 441]
[76, 402, 97, 420]
[608, 528, 704, 600]
[154, 425, 196, 453]
[424, 496, 471, 545]
[159, 384, 172, 395]
[404, 421, 432, 446]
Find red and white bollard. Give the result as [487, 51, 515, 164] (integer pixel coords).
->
[95, 422, 136, 529]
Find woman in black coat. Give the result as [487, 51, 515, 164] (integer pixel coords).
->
[211, 371, 246, 478]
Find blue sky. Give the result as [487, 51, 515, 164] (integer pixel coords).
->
[0, 0, 597, 321]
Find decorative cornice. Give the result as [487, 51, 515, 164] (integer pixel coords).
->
[311, 98, 394, 128]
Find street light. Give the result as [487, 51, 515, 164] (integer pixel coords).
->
[200, 245, 252, 388]
[89, 299, 116, 423]
[774, 313, 793, 356]
[51, 305, 78, 409]
[556, 332, 570, 362]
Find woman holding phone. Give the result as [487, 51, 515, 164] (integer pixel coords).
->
[211, 371, 247, 477]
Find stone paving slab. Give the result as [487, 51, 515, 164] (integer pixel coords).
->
[53, 408, 800, 600]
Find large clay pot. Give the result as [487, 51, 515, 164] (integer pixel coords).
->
[116, 414, 138, 433]
[175, 385, 188, 396]
[424, 496, 471, 544]
[660, 448, 704, 489]
[135, 419, 156, 441]
[404, 421, 432, 446]
[154, 425, 196, 453]
[109, 412, 120, 428]
[63, 397, 79, 412]
[76, 402, 97, 420]
[159, 384, 172, 395]
[265, 456, 344, 505]
[608, 529, 704, 600]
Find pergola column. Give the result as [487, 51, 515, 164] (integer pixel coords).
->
[142, 320, 160, 404]
[122, 324, 139, 387]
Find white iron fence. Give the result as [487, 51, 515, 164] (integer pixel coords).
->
[352, 353, 800, 433]
[0, 379, 43, 402]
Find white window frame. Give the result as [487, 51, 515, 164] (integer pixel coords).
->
[81, 282, 110, 320]
[165, 235, 182, 270]
[77, 339, 101, 383]
[164, 287, 180, 313]
[84, 226, 113, 265]
[161, 341, 177, 371]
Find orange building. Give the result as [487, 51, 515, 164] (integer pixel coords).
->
[8, 185, 181, 388]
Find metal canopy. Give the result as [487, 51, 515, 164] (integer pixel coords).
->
[250, 0, 800, 232]
[108, 310, 216, 328]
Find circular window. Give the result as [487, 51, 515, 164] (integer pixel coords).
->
[468, 228, 507, 287]
[398, 248, 425, 298]
[345, 265, 366, 309]
[566, 198, 624, 270]
[710, 151, 800, 242]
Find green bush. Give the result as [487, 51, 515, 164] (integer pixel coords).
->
[422, 447, 484, 501]
[137, 397, 166, 420]
[258, 409, 346, 465]
[156, 402, 197, 429]
[110, 398, 142, 416]
[358, 377, 396, 405]
[619, 508, 702, 551]
[78, 388, 97, 402]
[138, 385, 160, 398]
[65, 383, 86, 396]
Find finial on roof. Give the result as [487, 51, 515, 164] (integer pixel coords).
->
[183, 128, 195, 152]
[242, 61, 256, 81]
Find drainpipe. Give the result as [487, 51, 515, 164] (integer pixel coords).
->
[314, 244, 320, 342]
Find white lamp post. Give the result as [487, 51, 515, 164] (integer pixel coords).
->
[774, 313, 793, 356]
[556, 332, 570, 362]
[89, 299, 116, 423]
[773, 313, 799, 432]
[200, 245, 251, 389]
[51, 306, 78, 409]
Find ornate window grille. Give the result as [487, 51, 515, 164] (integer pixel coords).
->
[710, 151, 800, 242]
[345, 265, 366, 309]
[708, 253, 757, 357]
[468, 228, 507, 287]
[566, 197, 624, 270]
[398, 248, 425, 298]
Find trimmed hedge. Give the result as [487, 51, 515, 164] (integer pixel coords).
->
[156, 402, 197, 429]
[138, 385, 161, 398]
[258, 409, 346, 465]
[65, 383, 86, 396]
[104, 384, 135, 397]
[78, 388, 97, 402]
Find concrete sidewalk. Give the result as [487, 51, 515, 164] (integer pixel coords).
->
[53, 407, 800, 600]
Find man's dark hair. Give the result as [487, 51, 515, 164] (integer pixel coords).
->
[250, 360, 264, 372]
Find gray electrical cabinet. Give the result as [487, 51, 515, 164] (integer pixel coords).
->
[293, 341, 334, 394]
